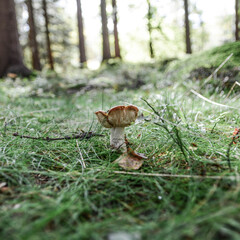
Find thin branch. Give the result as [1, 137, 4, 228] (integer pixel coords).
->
[142, 98, 189, 160]
[141, 98, 164, 123]
[13, 131, 104, 141]
[155, 122, 189, 160]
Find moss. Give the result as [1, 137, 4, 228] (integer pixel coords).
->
[167, 41, 240, 75]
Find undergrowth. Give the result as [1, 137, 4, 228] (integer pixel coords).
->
[165, 41, 240, 94]
[1, 42, 240, 240]
[1, 85, 240, 240]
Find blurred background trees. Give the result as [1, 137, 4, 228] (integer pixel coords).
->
[26, 0, 41, 70]
[0, 0, 239, 76]
[236, 0, 239, 41]
[146, 0, 155, 58]
[112, 0, 121, 59]
[183, 0, 192, 54]
[100, 0, 111, 62]
[42, 0, 54, 70]
[76, 0, 87, 67]
[0, 0, 31, 77]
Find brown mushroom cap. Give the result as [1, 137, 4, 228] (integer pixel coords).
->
[95, 105, 139, 128]
[108, 105, 139, 127]
[95, 111, 112, 128]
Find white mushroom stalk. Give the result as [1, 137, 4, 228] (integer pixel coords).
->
[110, 127, 125, 151]
[95, 105, 139, 152]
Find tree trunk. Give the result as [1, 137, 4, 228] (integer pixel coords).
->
[183, 0, 192, 54]
[100, 0, 111, 61]
[147, 0, 154, 58]
[26, 0, 41, 71]
[0, 0, 31, 77]
[76, 0, 87, 67]
[42, 0, 54, 70]
[236, 0, 239, 41]
[112, 0, 121, 59]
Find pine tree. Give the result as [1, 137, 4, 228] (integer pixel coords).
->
[112, 0, 121, 59]
[100, 0, 111, 61]
[0, 0, 31, 77]
[26, 0, 41, 70]
[183, 0, 192, 54]
[235, 0, 239, 41]
[76, 0, 87, 67]
[42, 0, 54, 70]
[146, 0, 154, 58]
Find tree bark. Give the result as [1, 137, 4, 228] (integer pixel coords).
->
[147, 0, 154, 58]
[26, 0, 41, 71]
[236, 0, 239, 41]
[100, 0, 111, 61]
[76, 0, 87, 67]
[0, 0, 31, 77]
[183, 0, 192, 54]
[112, 0, 121, 59]
[42, 0, 54, 70]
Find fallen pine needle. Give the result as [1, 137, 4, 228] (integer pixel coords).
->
[191, 90, 237, 109]
[2, 167, 238, 181]
[76, 139, 86, 171]
[226, 81, 240, 98]
[113, 171, 239, 181]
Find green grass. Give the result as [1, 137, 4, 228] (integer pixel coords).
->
[1, 44, 240, 239]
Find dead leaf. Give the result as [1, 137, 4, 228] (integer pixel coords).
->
[7, 73, 17, 79]
[233, 128, 239, 144]
[114, 147, 147, 170]
[0, 182, 7, 188]
[0, 182, 12, 193]
[191, 143, 198, 147]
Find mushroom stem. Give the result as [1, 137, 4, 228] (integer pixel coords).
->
[110, 127, 126, 151]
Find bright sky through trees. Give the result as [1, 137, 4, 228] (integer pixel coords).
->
[59, 0, 235, 68]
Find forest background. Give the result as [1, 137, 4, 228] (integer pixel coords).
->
[1, 1, 240, 239]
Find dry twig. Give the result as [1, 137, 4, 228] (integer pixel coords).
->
[226, 81, 240, 98]
[13, 131, 104, 141]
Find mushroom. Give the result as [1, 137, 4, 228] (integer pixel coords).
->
[95, 105, 139, 151]
[114, 147, 147, 170]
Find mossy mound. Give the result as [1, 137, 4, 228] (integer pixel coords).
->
[208, 41, 240, 67]
[165, 42, 240, 92]
[167, 41, 240, 75]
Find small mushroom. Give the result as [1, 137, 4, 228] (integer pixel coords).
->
[95, 105, 139, 151]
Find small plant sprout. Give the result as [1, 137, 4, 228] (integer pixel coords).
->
[95, 105, 139, 151]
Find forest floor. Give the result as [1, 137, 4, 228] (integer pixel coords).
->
[1, 42, 240, 240]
